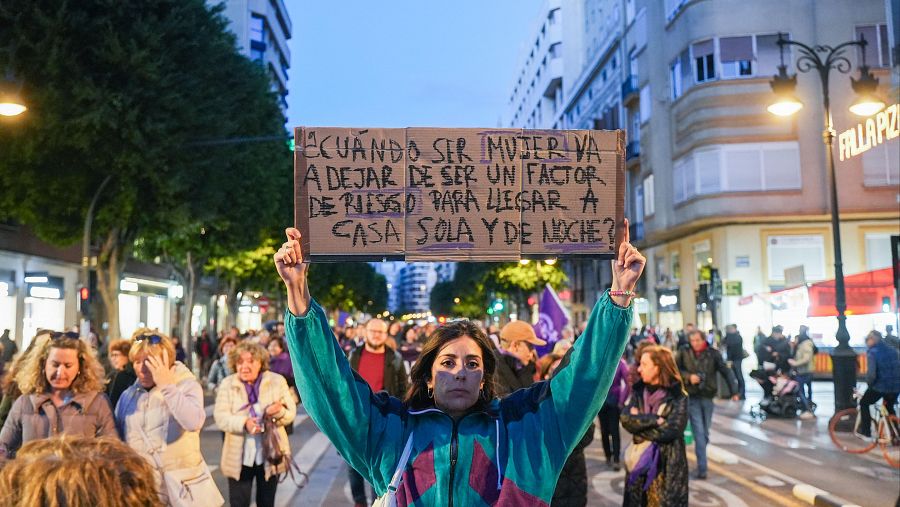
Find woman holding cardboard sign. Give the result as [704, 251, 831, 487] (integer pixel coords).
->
[274, 221, 644, 506]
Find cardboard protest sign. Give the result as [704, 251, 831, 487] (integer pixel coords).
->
[295, 126, 624, 262]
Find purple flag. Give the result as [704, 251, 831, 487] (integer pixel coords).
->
[533, 285, 570, 357]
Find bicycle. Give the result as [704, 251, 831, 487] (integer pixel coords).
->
[828, 389, 900, 468]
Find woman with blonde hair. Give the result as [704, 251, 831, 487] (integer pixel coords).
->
[214, 341, 296, 507]
[0, 334, 115, 463]
[620, 345, 689, 506]
[115, 328, 222, 506]
[0, 435, 162, 507]
[0, 331, 55, 428]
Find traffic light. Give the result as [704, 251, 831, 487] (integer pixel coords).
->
[79, 286, 91, 318]
[493, 299, 504, 312]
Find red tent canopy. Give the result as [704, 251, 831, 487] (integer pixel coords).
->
[807, 267, 897, 317]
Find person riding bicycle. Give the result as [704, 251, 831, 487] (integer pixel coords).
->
[858, 331, 900, 439]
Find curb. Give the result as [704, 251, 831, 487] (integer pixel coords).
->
[792, 484, 862, 507]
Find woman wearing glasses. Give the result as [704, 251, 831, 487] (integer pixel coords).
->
[115, 329, 221, 506]
[274, 223, 645, 506]
[0, 334, 115, 463]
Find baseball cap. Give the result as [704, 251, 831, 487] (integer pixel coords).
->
[500, 320, 547, 346]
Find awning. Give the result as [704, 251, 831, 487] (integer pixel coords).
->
[807, 267, 897, 317]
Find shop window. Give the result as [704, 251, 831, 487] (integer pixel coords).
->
[766, 235, 826, 281]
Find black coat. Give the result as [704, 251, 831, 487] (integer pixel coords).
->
[106, 362, 137, 409]
[493, 351, 536, 396]
[620, 382, 689, 507]
[551, 424, 595, 507]
[676, 347, 737, 399]
[347, 346, 409, 397]
[756, 335, 791, 372]
[722, 332, 744, 362]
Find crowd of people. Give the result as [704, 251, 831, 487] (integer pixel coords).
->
[0, 218, 896, 507]
[0, 322, 302, 507]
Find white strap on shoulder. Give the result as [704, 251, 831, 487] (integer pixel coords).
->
[387, 432, 415, 493]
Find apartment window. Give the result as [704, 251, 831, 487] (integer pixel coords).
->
[549, 42, 561, 58]
[862, 143, 900, 186]
[250, 48, 265, 62]
[767, 235, 826, 281]
[548, 8, 559, 25]
[250, 14, 265, 43]
[692, 40, 716, 83]
[643, 174, 655, 216]
[720, 36, 753, 77]
[670, 49, 690, 99]
[665, 0, 687, 21]
[756, 34, 786, 77]
[634, 183, 645, 223]
[639, 85, 651, 123]
[855, 24, 891, 67]
[673, 142, 802, 204]
[865, 233, 893, 270]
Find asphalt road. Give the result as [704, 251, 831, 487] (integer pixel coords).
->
[198, 379, 900, 507]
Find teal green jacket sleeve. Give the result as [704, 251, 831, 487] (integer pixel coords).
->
[505, 291, 631, 479]
[284, 300, 402, 490]
[548, 291, 631, 461]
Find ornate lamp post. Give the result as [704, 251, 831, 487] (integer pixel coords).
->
[767, 33, 885, 411]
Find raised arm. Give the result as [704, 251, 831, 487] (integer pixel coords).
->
[506, 220, 644, 470]
[275, 228, 403, 488]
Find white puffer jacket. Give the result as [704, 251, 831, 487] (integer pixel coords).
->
[115, 362, 207, 497]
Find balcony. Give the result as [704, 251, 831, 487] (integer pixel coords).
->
[621, 75, 639, 105]
[626, 140, 640, 161]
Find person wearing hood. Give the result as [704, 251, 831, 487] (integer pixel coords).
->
[115, 328, 221, 506]
[675, 330, 738, 479]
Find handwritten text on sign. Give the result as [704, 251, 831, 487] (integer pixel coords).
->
[294, 127, 625, 261]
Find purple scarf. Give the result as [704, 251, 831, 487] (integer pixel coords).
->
[627, 442, 661, 491]
[241, 374, 263, 419]
[642, 386, 667, 415]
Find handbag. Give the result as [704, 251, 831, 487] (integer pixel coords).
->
[262, 415, 309, 487]
[137, 425, 224, 507]
[372, 432, 415, 507]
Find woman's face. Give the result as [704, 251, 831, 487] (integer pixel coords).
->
[428, 336, 484, 419]
[236, 351, 262, 383]
[45, 347, 79, 391]
[405, 329, 417, 343]
[133, 352, 158, 389]
[109, 350, 128, 371]
[222, 341, 236, 357]
[639, 353, 660, 385]
[267, 340, 283, 357]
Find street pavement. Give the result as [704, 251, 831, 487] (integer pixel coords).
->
[199, 378, 900, 507]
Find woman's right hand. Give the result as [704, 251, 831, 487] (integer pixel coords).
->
[245, 417, 261, 434]
[274, 227, 311, 316]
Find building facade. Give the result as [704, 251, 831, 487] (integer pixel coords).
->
[220, 0, 292, 109]
[506, 0, 899, 339]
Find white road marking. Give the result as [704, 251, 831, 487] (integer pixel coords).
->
[849, 465, 900, 480]
[784, 450, 822, 466]
[754, 475, 786, 487]
[274, 432, 332, 507]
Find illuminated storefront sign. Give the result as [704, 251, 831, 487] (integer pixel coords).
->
[838, 103, 899, 161]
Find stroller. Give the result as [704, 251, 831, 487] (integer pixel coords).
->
[749, 365, 810, 419]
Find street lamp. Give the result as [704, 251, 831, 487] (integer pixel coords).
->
[0, 64, 26, 117]
[767, 33, 883, 411]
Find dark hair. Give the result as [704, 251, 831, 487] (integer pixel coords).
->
[868, 330, 883, 341]
[268, 336, 286, 352]
[405, 320, 497, 411]
[687, 329, 705, 341]
[772, 325, 783, 334]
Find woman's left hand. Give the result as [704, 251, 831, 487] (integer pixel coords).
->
[146, 350, 176, 388]
[265, 402, 285, 416]
[611, 218, 646, 298]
